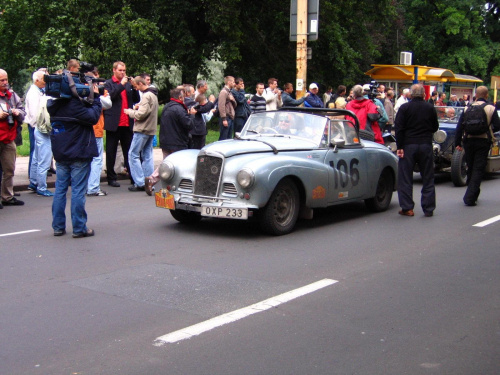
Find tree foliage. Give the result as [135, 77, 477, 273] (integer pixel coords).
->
[0, 0, 498, 97]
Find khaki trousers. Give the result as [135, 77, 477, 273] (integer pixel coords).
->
[0, 140, 17, 201]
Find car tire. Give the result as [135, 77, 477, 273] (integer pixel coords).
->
[170, 209, 202, 224]
[365, 169, 394, 212]
[260, 178, 300, 236]
[451, 149, 467, 187]
[359, 129, 375, 142]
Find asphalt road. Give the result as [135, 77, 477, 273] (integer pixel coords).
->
[1, 173, 499, 375]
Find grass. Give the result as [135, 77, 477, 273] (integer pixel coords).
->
[16, 124, 222, 157]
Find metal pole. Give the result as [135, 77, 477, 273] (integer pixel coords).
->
[296, 0, 307, 99]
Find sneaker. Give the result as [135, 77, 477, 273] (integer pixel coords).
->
[27, 183, 37, 192]
[72, 228, 95, 238]
[144, 177, 154, 196]
[87, 190, 107, 196]
[128, 185, 145, 192]
[36, 189, 54, 197]
[1, 197, 24, 206]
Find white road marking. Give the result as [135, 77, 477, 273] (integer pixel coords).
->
[473, 215, 500, 228]
[154, 278, 338, 346]
[0, 229, 41, 237]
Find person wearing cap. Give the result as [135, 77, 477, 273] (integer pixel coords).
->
[304, 83, 324, 108]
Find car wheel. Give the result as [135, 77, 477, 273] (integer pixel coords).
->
[451, 149, 467, 187]
[359, 129, 375, 142]
[260, 178, 300, 236]
[365, 169, 394, 212]
[170, 209, 202, 224]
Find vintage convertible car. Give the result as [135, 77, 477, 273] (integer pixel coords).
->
[432, 106, 500, 186]
[155, 108, 398, 235]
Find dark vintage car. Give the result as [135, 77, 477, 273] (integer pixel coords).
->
[432, 106, 500, 186]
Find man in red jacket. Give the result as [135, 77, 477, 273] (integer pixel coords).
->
[0, 69, 26, 208]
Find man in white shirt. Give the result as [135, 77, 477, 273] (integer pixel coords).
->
[394, 88, 410, 115]
[25, 70, 54, 195]
[263, 78, 282, 111]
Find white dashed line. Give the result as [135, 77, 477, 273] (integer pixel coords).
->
[0, 229, 41, 237]
[154, 278, 338, 346]
[473, 215, 500, 228]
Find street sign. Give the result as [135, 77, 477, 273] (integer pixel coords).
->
[290, 0, 319, 41]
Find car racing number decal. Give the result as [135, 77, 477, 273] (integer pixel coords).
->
[329, 158, 360, 189]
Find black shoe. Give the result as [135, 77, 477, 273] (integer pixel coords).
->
[54, 229, 66, 236]
[128, 185, 145, 192]
[108, 181, 120, 187]
[424, 211, 433, 217]
[464, 200, 477, 206]
[1, 197, 24, 206]
[72, 228, 95, 238]
[0, 202, 3, 209]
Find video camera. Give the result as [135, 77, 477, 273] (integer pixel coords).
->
[364, 80, 380, 100]
[43, 62, 105, 105]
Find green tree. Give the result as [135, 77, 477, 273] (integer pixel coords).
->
[400, 0, 498, 80]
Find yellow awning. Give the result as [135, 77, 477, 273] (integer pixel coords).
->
[365, 64, 482, 84]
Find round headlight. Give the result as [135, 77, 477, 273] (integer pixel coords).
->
[433, 130, 447, 144]
[159, 160, 175, 181]
[237, 168, 255, 189]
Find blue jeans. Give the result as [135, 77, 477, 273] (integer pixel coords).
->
[87, 137, 104, 194]
[28, 125, 35, 179]
[219, 118, 234, 140]
[52, 160, 91, 234]
[128, 133, 154, 187]
[30, 128, 52, 191]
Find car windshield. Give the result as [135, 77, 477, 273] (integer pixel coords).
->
[240, 111, 329, 146]
[436, 106, 464, 123]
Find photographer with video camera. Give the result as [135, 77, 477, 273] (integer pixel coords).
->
[48, 72, 102, 238]
[103, 61, 140, 188]
[0, 69, 25, 208]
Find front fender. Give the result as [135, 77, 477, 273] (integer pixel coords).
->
[224, 154, 329, 208]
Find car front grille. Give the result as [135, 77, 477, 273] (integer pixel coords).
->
[222, 183, 238, 196]
[178, 179, 193, 192]
[194, 155, 223, 196]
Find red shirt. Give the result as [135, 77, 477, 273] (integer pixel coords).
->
[112, 76, 130, 127]
[0, 90, 17, 144]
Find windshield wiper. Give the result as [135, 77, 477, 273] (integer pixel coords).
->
[235, 137, 278, 154]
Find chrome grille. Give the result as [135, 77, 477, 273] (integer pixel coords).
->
[222, 183, 238, 196]
[178, 179, 193, 191]
[194, 155, 223, 196]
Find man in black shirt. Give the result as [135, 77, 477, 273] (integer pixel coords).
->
[395, 84, 439, 217]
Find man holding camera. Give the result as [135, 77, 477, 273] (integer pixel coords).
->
[48, 82, 101, 237]
[124, 76, 158, 192]
[104, 61, 140, 188]
[0, 69, 25, 208]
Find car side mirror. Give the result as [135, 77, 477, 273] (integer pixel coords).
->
[331, 139, 345, 147]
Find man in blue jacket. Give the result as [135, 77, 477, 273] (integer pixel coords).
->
[48, 85, 101, 238]
[304, 83, 323, 108]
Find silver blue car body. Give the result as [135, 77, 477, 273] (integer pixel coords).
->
[155, 108, 398, 235]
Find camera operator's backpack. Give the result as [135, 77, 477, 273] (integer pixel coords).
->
[463, 102, 489, 135]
